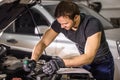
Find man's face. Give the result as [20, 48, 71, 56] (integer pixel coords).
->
[57, 16, 74, 30]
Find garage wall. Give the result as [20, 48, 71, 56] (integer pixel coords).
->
[89, 0, 120, 28]
[91, 0, 120, 20]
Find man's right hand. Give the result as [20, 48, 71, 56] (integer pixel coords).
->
[23, 59, 36, 72]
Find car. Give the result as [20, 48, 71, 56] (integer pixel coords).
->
[0, 0, 120, 80]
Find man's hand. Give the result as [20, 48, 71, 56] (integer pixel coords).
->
[42, 56, 65, 75]
[23, 59, 36, 72]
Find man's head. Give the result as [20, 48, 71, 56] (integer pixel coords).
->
[54, 1, 80, 20]
[54, 1, 80, 30]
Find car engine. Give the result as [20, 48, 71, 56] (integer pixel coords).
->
[0, 44, 95, 80]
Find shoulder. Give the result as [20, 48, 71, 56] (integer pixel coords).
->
[51, 20, 61, 33]
[81, 13, 99, 21]
[51, 20, 61, 27]
[83, 14, 102, 27]
[80, 13, 102, 29]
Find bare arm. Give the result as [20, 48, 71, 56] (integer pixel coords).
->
[31, 28, 58, 61]
[63, 32, 101, 67]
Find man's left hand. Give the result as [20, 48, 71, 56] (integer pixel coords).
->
[42, 56, 65, 75]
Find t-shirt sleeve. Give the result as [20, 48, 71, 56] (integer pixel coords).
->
[51, 20, 61, 33]
[85, 18, 103, 37]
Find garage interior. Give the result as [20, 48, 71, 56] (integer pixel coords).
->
[0, 0, 120, 80]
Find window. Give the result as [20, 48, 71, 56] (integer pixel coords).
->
[5, 8, 49, 35]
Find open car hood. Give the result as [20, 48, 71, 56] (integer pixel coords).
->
[0, 0, 39, 36]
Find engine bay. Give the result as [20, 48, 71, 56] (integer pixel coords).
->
[0, 44, 94, 80]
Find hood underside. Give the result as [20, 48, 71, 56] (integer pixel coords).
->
[0, 0, 36, 31]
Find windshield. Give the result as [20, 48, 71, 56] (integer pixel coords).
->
[43, 3, 113, 30]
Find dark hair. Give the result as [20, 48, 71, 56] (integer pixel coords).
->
[54, 1, 80, 20]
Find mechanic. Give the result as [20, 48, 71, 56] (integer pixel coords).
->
[28, 1, 114, 80]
